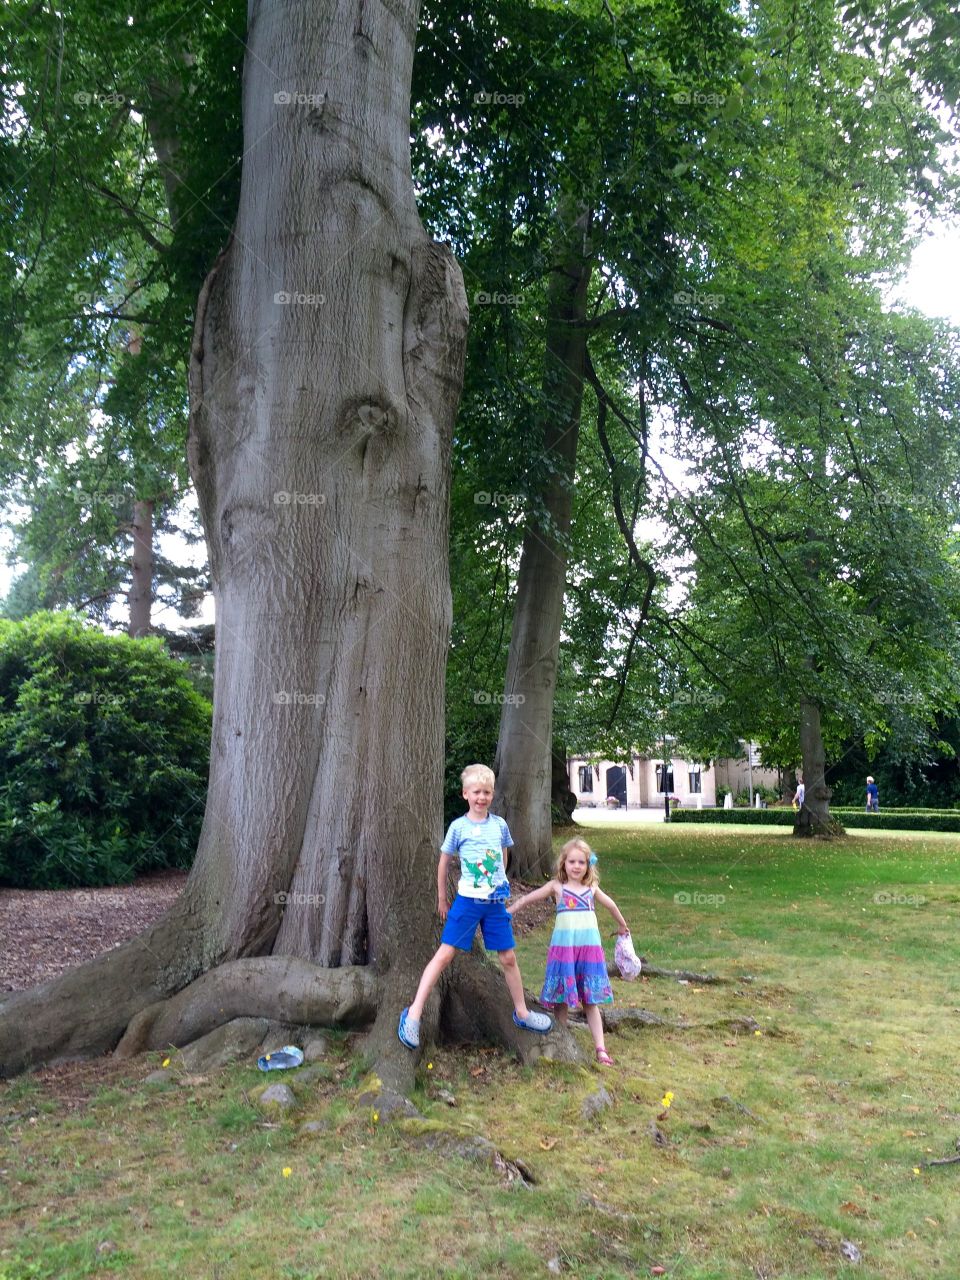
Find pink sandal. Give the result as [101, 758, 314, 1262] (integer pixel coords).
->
[595, 1047, 614, 1066]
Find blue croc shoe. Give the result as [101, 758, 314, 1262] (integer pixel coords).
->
[398, 1007, 420, 1050]
[256, 1045, 304, 1072]
[513, 1010, 553, 1034]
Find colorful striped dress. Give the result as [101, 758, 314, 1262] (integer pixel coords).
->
[540, 884, 613, 1009]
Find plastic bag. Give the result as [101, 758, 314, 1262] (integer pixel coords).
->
[614, 932, 642, 980]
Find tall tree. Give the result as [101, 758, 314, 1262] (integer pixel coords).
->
[0, 0, 499, 1084]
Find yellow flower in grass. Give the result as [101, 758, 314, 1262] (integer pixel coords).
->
[161, 1058, 170, 1068]
[282, 1167, 292, 1178]
[427, 1062, 434, 1071]
[660, 1091, 674, 1109]
[372, 1110, 380, 1124]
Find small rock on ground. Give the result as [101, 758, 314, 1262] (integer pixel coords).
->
[256, 1083, 298, 1110]
[581, 1086, 613, 1121]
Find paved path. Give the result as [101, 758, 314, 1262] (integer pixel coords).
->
[573, 806, 668, 825]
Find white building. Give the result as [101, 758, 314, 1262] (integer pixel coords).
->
[568, 750, 781, 809]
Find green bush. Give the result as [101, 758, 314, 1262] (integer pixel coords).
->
[670, 807, 960, 833]
[0, 611, 212, 888]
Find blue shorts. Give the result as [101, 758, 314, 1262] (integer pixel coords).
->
[441, 892, 515, 953]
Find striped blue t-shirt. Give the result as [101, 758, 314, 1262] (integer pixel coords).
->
[441, 814, 512, 899]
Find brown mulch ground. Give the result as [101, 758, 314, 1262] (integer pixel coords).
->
[0, 869, 188, 994]
[0, 871, 554, 996]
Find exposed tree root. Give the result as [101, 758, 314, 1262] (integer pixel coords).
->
[600, 1008, 761, 1034]
[114, 957, 378, 1057]
[610, 960, 731, 984]
[0, 897, 210, 1077]
[439, 951, 585, 1066]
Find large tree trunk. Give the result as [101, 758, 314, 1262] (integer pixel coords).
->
[493, 204, 593, 880]
[128, 497, 155, 637]
[0, 0, 474, 1082]
[795, 693, 838, 837]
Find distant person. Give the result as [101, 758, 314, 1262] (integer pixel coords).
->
[865, 776, 879, 813]
[792, 775, 805, 811]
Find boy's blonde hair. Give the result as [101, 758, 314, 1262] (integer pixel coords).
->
[461, 763, 495, 790]
[556, 837, 598, 887]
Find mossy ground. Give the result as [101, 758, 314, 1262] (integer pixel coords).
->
[2, 825, 959, 1279]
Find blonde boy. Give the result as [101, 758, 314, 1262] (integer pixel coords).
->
[398, 764, 552, 1049]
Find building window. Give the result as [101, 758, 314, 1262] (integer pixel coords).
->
[688, 768, 702, 794]
[656, 763, 674, 793]
[578, 766, 593, 793]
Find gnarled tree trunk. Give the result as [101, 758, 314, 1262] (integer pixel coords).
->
[493, 203, 593, 880]
[0, 0, 492, 1084]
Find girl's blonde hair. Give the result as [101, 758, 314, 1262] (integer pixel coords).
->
[556, 837, 598, 888]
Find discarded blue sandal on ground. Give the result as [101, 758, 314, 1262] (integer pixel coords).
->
[513, 1010, 552, 1034]
[398, 1007, 420, 1049]
[257, 1045, 304, 1071]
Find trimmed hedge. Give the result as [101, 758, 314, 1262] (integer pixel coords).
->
[670, 807, 960, 833]
[0, 611, 212, 888]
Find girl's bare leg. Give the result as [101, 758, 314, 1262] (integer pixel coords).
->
[584, 1002, 606, 1051]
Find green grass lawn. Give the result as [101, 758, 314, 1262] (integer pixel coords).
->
[3, 826, 960, 1279]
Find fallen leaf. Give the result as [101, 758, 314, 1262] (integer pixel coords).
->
[539, 1138, 558, 1150]
[840, 1201, 867, 1217]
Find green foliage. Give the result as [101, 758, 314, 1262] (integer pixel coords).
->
[0, 611, 210, 887]
[671, 807, 960, 832]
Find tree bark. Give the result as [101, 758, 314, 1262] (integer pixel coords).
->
[0, 0, 473, 1081]
[493, 204, 593, 880]
[128, 497, 155, 637]
[795, 693, 839, 837]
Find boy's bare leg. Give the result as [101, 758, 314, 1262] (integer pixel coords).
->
[408, 944, 457, 1022]
[497, 948, 531, 1018]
